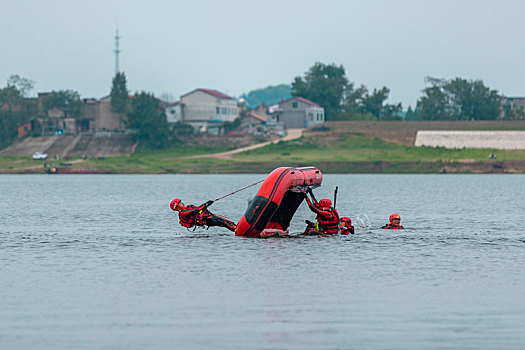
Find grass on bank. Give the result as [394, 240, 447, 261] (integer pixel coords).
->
[233, 134, 525, 162]
[82, 134, 525, 173]
[79, 145, 234, 173]
[0, 156, 42, 172]
[2, 134, 524, 173]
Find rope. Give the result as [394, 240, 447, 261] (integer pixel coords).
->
[213, 179, 264, 202]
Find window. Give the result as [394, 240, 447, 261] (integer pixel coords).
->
[216, 107, 220, 114]
[292, 102, 298, 109]
[221, 107, 227, 114]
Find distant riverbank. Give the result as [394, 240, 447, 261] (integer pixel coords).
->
[2, 131, 525, 174]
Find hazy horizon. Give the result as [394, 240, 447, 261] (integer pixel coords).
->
[2, 0, 525, 108]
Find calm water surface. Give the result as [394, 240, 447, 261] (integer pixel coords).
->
[1, 174, 524, 349]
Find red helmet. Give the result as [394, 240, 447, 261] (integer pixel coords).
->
[170, 198, 182, 211]
[341, 217, 352, 224]
[318, 198, 332, 208]
[389, 213, 401, 223]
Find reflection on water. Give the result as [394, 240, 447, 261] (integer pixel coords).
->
[1, 174, 524, 349]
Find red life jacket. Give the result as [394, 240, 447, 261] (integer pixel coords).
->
[317, 208, 340, 234]
[178, 205, 211, 228]
[381, 223, 404, 230]
[341, 226, 354, 235]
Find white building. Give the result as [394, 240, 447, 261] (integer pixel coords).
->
[179, 88, 239, 134]
[165, 101, 182, 124]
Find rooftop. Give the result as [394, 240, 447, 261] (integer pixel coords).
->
[182, 88, 233, 100]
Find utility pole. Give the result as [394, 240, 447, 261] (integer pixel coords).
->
[114, 29, 121, 75]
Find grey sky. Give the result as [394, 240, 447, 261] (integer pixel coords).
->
[1, 0, 524, 108]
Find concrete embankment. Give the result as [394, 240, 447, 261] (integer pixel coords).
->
[0, 133, 136, 158]
[415, 131, 525, 150]
[315, 121, 525, 145]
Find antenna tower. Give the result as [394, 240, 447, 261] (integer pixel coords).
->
[114, 29, 121, 74]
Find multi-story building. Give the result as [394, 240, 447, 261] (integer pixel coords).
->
[179, 88, 239, 135]
[34, 93, 127, 135]
[270, 97, 325, 129]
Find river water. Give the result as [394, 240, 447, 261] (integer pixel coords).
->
[1, 174, 524, 349]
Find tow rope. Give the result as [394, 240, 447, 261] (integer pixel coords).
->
[213, 179, 264, 202]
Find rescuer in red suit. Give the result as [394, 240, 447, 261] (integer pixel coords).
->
[339, 217, 355, 235]
[303, 188, 340, 235]
[170, 198, 237, 232]
[381, 213, 404, 229]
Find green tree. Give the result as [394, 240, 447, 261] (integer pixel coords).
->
[291, 62, 348, 119]
[0, 75, 37, 146]
[110, 72, 129, 114]
[127, 92, 169, 149]
[342, 83, 366, 114]
[447, 78, 500, 120]
[172, 122, 194, 136]
[0, 73, 34, 108]
[405, 106, 420, 120]
[418, 77, 500, 120]
[240, 84, 291, 107]
[382, 103, 403, 120]
[419, 78, 453, 120]
[0, 86, 22, 109]
[41, 90, 81, 117]
[362, 87, 390, 119]
[7, 74, 34, 97]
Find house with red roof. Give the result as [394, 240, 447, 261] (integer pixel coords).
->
[179, 88, 239, 135]
[241, 112, 268, 135]
[271, 96, 325, 129]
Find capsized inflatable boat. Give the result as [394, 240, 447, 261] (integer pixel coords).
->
[235, 166, 322, 238]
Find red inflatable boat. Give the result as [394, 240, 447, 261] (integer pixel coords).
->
[235, 166, 323, 238]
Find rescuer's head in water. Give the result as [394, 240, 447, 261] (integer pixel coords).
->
[389, 213, 401, 226]
[170, 198, 184, 211]
[339, 217, 352, 229]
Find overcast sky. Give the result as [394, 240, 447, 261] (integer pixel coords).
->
[1, 0, 524, 107]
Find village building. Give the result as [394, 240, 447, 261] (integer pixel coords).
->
[30, 93, 128, 136]
[17, 121, 34, 138]
[501, 97, 525, 119]
[95, 96, 127, 130]
[240, 112, 268, 135]
[179, 88, 239, 135]
[251, 104, 271, 119]
[270, 97, 325, 129]
[165, 101, 182, 125]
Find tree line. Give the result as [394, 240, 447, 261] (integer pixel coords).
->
[291, 63, 402, 121]
[291, 62, 519, 121]
[0, 72, 169, 149]
[1, 63, 521, 150]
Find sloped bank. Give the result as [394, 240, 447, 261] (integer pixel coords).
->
[3, 159, 525, 174]
[172, 160, 525, 174]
